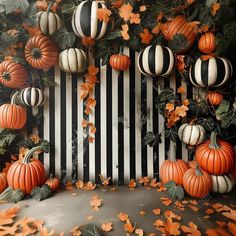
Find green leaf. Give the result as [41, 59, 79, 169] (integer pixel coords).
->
[188, 99, 210, 116]
[0, 147, 6, 155]
[0, 187, 24, 203]
[40, 140, 50, 153]
[164, 181, 184, 201]
[0, 0, 29, 14]
[168, 34, 189, 54]
[221, 110, 236, 128]
[0, 129, 17, 147]
[223, 21, 236, 40]
[79, 224, 102, 236]
[215, 100, 230, 115]
[103, 30, 121, 40]
[60, 0, 76, 14]
[206, 0, 217, 7]
[31, 184, 52, 201]
[53, 27, 76, 50]
[165, 126, 178, 142]
[197, 117, 215, 132]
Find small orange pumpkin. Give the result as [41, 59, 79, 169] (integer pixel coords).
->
[162, 15, 197, 54]
[0, 92, 27, 129]
[7, 146, 46, 194]
[0, 173, 8, 193]
[0, 60, 28, 88]
[25, 35, 59, 70]
[160, 142, 189, 185]
[45, 174, 60, 192]
[207, 91, 223, 106]
[109, 54, 131, 71]
[196, 132, 235, 175]
[183, 166, 212, 198]
[198, 32, 216, 54]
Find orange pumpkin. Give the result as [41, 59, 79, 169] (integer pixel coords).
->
[0, 173, 8, 193]
[183, 166, 212, 198]
[7, 146, 46, 194]
[188, 160, 197, 168]
[160, 142, 189, 185]
[207, 91, 223, 106]
[109, 54, 131, 71]
[45, 174, 60, 192]
[162, 15, 197, 54]
[25, 35, 59, 70]
[196, 132, 235, 175]
[0, 60, 28, 88]
[0, 92, 27, 129]
[198, 32, 216, 54]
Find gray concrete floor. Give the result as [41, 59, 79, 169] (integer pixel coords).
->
[1, 187, 236, 235]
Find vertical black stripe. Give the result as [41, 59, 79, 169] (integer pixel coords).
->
[118, 71, 124, 185]
[148, 46, 156, 75]
[26, 107, 33, 136]
[72, 74, 78, 182]
[141, 74, 147, 176]
[176, 74, 182, 159]
[190, 64, 198, 86]
[95, 58, 101, 183]
[138, 50, 146, 74]
[38, 105, 44, 164]
[201, 59, 209, 87]
[83, 108, 89, 181]
[161, 47, 171, 75]
[80, 1, 91, 37]
[129, 49, 136, 179]
[106, 65, 112, 180]
[60, 71, 67, 181]
[215, 58, 225, 86]
[95, 2, 103, 39]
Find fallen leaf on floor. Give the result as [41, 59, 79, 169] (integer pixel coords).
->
[216, 221, 227, 228]
[99, 174, 111, 187]
[139, 210, 146, 216]
[90, 195, 102, 211]
[164, 211, 181, 220]
[70, 226, 81, 236]
[138, 176, 150, 186]
[222, 209, 236, 221]
[65, 181, 74, 191]
[135, 228, 144, 236]
[87, 216, 94, 220]
[205, 208, 215, 215]
[228, 222, 236, 235]
[129, 179, 137, 188]
[76, 180, 84, 189]
[84, 182, 97, 191]
[175, 201, 185, 211]
[118, 212, 129, 222]
[203, 215, 211, 219]
[157, 185, 166, 192]
[39, 227, 55, 236]
[161, 197, 172, 206]
[181, 222, 201, 236]
[152, 208, 161, 215]
[72, 193, 78, 196]
[153, 219, 164, 228]
[216, 227, 231, 236]
[212, 203, 224, 210]
[189, 204, 199, 212]
[14, 217, 41, 234]
[101, 222, 112, 232]
[124, 219, 135, 233]
[0, 206, 20, 226]
[189, 200, 198, 205]
[206, 229, 220, 236]
[149, 178, 160, 188]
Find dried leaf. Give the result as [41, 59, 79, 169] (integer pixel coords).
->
[90, 195, 102, 211]
[152, 208, 161, 215]
[181, 222, 201, 236]
[101, 222, 112, 232]
[160, 197, 172, 206]
[140, 29, 153, 44]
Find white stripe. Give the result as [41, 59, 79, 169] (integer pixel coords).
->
[112, 69, 119, 183]
[123, 47, 130, 184]
[97, 3, 107, 39]
[208, 58, 217, 86]
[135, 52, 142, 179]
[155, 46, 163, 75]
[54, 65, 61, 178]
[146, 77, 153, 177]
[77, 76, 84, 180]
[43, 87, 50, 176]
[74, 3, 85, 38]
[91, 2, 98, 39]
[195, 59, 204, 87]
[100, 62, 107, 178]
[142, 46, 153, 75]
[66, 73, 72, 181]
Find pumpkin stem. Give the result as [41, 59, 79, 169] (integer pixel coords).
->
[195, 164, 203, 176]
[2, 71, 11, 81]
[49, 173, 54, 179]
[46, 0, 56, 14]
[22, 146, 44, 163]
[10, 91, 19, 104]
[209, 131, 221, 149]
[31, 48, 42, 59]
[168, 140, 177, 162]
[189, 118, 197, 125]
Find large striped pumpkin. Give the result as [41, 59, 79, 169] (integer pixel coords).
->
[72, 0, 108, 40]
[25, 35, 59, 70]
[0, 60, 28, 88]
[36, 11, 63, 36]
[137, 45, 175, 77]
[211, 174, 234, 193]
[0, 92, 27, 129]
[0, 173, 8, 193]
[183, 166, 212, 198]
[59, 48, 87, 73]
[20, 87, 45, 107]
[189, 57, 233, 88]
[7, 146, 46, 194]
[196, 132, 235, 175]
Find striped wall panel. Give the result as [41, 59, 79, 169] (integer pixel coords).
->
[39, 48, 191, 184]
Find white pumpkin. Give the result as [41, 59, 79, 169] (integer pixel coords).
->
[59, 48, 87, 73]
[211, 175, 234, 193]
[36, 11, 63, 36]
[178, 123, 205, 146]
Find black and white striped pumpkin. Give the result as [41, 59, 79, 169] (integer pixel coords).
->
[59, 48, 87, 73]
[20, 87, 45, 107]
[189, 57, 233, 88]
[211, 175, 234, 193]
[72, 0, 108, 40]
[36, 11, 63, 36]
[137, 45, 175, 77]
[178, 123, 205, 146]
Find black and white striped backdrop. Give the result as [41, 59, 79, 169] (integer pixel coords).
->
[30, 48, 198, 185]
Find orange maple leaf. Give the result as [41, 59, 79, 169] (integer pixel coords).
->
[19, 147, 29, 160]
[90, 195, 102, 211]
[83, 181, 97, 191]
[118, 212, 129, 222]
[205, 208, 215, 215]
[189, 204, 199, 212]
[119, 3, 133, 21]
[76, 180, 84, 189]
[174, 105, 189, 117]
[152, 23, 162, 35]
[0, 206, 20, 226]
[176, 55, 185, 72]
[138, 176, 150, 186]
[79, 83, 90, 100]
[101, 222, 112, 232]
[166, 103, 175, 111]
[211, 2, 220, 16]
[222, 209, 236, 221]
[140, 29, 153, 44]
[88, 136, 95, 143]
[124, 219, 135, 233]
[97, 8, 111, 23]
[121, 24, 130, 40]
[130, 13, 140, 24]
[164, 217, 181, 235]
[82, 37, 95, 47]
[183, 99, 189, 106]
[99, 174, 111, 186]
[70, 226, 81, 236]
[129, 179, 137, 188]
[161, 197, 172, 206]
[181, 222, 201, 236]
[152, 208, 161, 215]
[165, 211, 181, 221]
[65, 181, 74, 191]
[139, 5, 146, 12]
[177, 86, 185, 94]
[135, 228, 144, 236]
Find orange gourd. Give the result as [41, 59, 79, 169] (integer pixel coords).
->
[207, 91, 223, 106]
[7, 146, 46, 194]
[183, 166, 212, 198]
[0, 60, 28, 88]
[45, 174, 60, 192]
[196, 132, 235, 175]
[160, 142, 189, 185]
[0, 173, 8, 193]
[162, 15, 197, 54]
[0, 92, 27, 129]
[109, 54, 131, 71]
[198, 32, 216, 54]
[25, 35, 59, 70]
